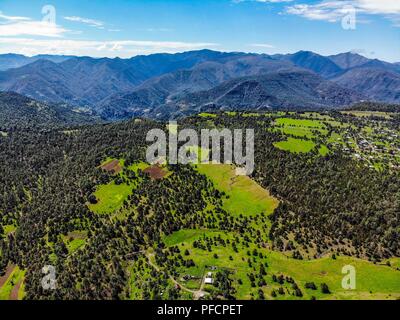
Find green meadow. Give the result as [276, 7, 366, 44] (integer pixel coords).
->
[164, 229, 225, 247]
[195, 164, 279, 217]
[85, 112, 399, 300]
[162, 160, 400, 300]
[62, 231, 87, 254]
[299, 112, 334, 121]
[88, 159, 149, 214]
[273, 118, 328, 139]
[198, 112, 217, 118]
[267, 251, 400, 300]
[163, 229, 400, 300]
[127, 161, 149, 172]
[273, 126, 318, 138]
[275, 117, 326, 129]
[318, 145, 330, 156]
[3, 224, 16, 235]
[88, 181, 132, 214]
[225, 111, 237, 116]
[274, 137, 316, 153]
[0, 266, 25, 300]
[342, 111, 394, 119]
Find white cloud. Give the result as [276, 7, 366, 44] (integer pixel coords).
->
[250, 43, 276, 48]
[356, 0, 400, 15]
[286, 0, 400, 25]
[0, 10, 68, 37]
[286, 2, 350, 22]
[64, 16, 104, 28]
[0, 38, 219, 58]
[0, 11, 30, 21]
[0, 21, 68, 37]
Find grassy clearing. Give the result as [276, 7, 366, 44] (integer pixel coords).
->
[88, 181, 132, 214]
[274, 138, 316, 154]
[300, 112, 334, 121]
[272, 117, 328, 139]
[62, 231, 87, 254]
[162, 230, 258, 297]
[163, 229, 400, 300]
[385, 258, 400, 270]
[0, 266, 25, 300]
[328, 132, 344, 144]
[3, 225, 16, 235]
[127, 162, 149, 172]
[275, 126, 314, 138]
[89, 160, 149, 214]
[196, 164, 279, 217]
[199, 113, 217, 118]
[267, 251, 400, 300]
[18, 282, 25, 300]
[342, 111, 393, 119]
[128, 256, 186, 300]
[225, 111, 237, 116]
[66, 239, 86, 253]
[164, 229, 224, 247]
[319, 145, 330, 156]
[242, 113, 261, 117]
[275, 118, 326, 129]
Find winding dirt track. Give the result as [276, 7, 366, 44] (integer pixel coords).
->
[145, 253, 208, 300]
[0, 264, 15, 288]
[9, 279, 22, 300]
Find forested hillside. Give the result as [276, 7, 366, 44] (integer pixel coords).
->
[0, 111, 399, 300]
[0, 92, 101, 129]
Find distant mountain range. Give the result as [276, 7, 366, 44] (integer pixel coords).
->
[0, 50, 399, 120]
[0, 53, 73, 71]
[333, 67, 400, 103]
[165, 70, 364, 118]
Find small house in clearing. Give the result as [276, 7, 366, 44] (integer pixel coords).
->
[204, 272, 214, 284]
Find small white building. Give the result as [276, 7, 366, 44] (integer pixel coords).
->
[205, 272, 214, 284]
[205, 277, 214, 284]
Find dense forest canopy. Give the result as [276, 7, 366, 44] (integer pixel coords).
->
[0, 109, 399, 300]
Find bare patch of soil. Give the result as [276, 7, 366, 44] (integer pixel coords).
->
[101, 160, 122, 174]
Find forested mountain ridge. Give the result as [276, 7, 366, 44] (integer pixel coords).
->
[343, 101, 400, 113]
[332, 67, 400, 103]
[97, 56, 298, 119]
[0, 53, 73, 71]
[0, 50, 243, 108]
[0, 50, 399, 120]
[0, 92, 101, 129]
[159, 70, 364, 119]
[274, 51, 343, 78]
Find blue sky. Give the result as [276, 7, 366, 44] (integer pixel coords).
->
[0, 0, 399, 62]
